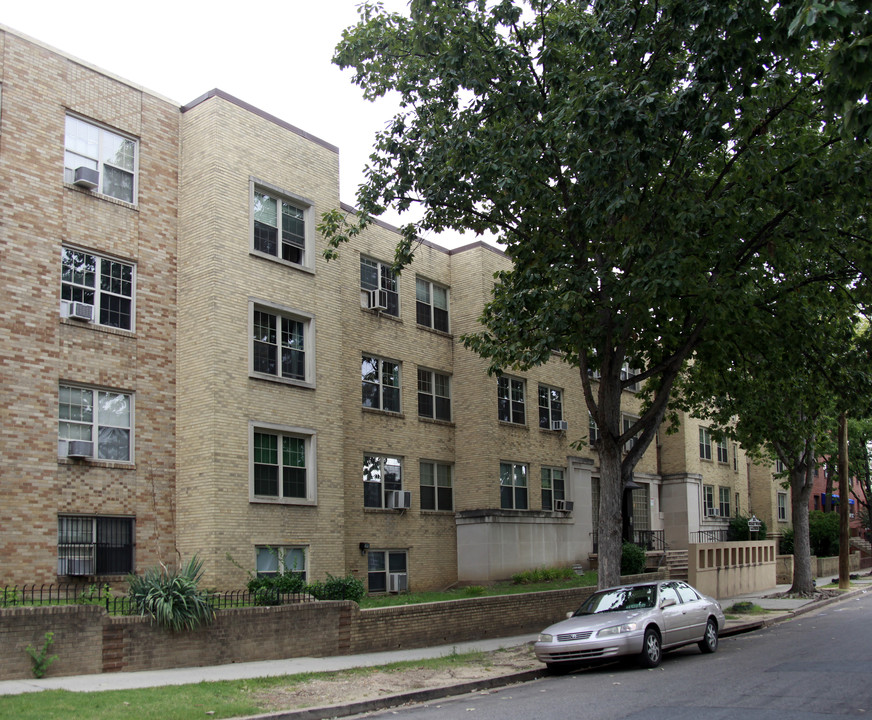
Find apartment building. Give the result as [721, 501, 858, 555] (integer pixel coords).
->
[0, 25, 785, 592]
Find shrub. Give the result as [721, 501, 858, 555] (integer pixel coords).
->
[621, 542, 647, 575]
[247, 571, 307, 605]
[728, 514, 769, 541]
[127, 556, 214, 631]
[809, 510, 840, 556]
[306, 573, 366, 603]
[463, 585, 486, 597]
[25, 632, 58, 678]
[780, 527, 794, 555]
[511, 566, 576, 584]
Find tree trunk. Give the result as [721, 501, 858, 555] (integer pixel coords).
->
[597, 441, 624, 589]
[790, 467, 815, 594]
[838, 412, 850, 589]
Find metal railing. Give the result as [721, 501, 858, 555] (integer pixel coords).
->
[0, 584, 314, 614]
[690, 529, 730, 544]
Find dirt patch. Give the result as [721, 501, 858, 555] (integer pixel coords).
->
[251, 645, 541, 713]
[764, 588, 843, 601]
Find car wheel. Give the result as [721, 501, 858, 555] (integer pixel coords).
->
[698, 618, 718, 654]
[639, 627, 662, 668]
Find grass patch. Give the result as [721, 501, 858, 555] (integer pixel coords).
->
[359, 570, 597, 608]
[0, 651, 494, 720]
[724, 601, 769, 617]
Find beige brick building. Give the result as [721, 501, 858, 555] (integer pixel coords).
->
[0, 25, 786, 592]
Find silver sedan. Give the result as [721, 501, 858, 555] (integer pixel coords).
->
[534, 580, 725, 671]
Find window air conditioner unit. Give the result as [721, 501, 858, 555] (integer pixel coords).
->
[367, 289, 389, 311]
[58, 557, 94, 576]
[66, 440, 94, 458]
[69, 302, 94, 321]
[388, 572, 408, 593]
[551, 420, 568, 431]
[387, 490, 412, 509]
[73, 166, 100, 189]
[555, 500, 574, 512]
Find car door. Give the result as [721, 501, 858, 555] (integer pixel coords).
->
[675, 582, 709, 641]
[657, 582, 687, 646]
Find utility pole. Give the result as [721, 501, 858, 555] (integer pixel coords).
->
[839, 412, 850, 590]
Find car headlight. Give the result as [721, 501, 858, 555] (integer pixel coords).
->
[538, 633, 554, 643]
[596, 622, 638, 638]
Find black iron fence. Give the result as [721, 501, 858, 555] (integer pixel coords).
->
[0, 583, 314, 615]
[690, 529, 730, 543]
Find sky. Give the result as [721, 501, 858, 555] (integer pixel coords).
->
[3, 0, 485, 249]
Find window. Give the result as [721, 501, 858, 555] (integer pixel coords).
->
[699, 427, 712, 461]
[362, 356, 401, 412]
[252, 184, 312, 267]
[538, 385, 563, 429]
[361, 256, 399, 316]
[61, 248, 134, 330]
[64, 115, 137, 203]
[620, 364, 640, 391]
[497, 377, 525, 424]
[367, 550, 407, 593]
[716, 439, 728, 464]
[777, 492, 787, 522]
[363, 455, 403, 508]
[58, 385, 132, 461]
[703, 485, 715, 516]
[719, 486, 731, 518]
[733, 443, 739, 472]
[251, 303, 314, 385]
[775, 459, 786, 474]
[541, 467, 565, 511]
[418, 369, 451, 421]
[622, 414, 640, 452]
[416, 277, 449, 332]
[420, 461, 453, 511]
[255, 546, 306, 580]
[58, 516, 134, 575]
[589, 413, 601, 445]
[500, 462, 528, 510]
[251, 424, 316, 504]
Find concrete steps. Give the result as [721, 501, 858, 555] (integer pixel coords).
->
[665, 549, 689, 580]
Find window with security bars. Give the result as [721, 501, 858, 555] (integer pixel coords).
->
[57, 516, 134, 575]
[61, 248, 134, 330]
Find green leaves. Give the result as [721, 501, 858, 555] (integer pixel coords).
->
[127, 556, 215, 632]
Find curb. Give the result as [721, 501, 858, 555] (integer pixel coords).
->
[234, 668, 549, 720]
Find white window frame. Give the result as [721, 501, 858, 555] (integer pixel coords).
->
[362, 355, 401, 413]
[775, 458, 786, 474]
[255, 546, 307, 580]
[718, 486, 731, 517]
[363, 454, 404, 509]
[367, 549, 408, 593]
[541, 466, 566, 511]
[61, 247, 136, 331]
[589, 413, 601, 445]
[733, 443, 739, 472]
[249, 299, 315, 388]
[58, 384, 133, 462]
[703, 484, 716, 517]
[699, 427, 713, 461]
[622, 414, 640, 452]
[250, 179, 315, 271]
[777, 492, 788, 522]
[620, 363, 640, 391]
[360, 256, 399, 316]
[716, 438, 729, 464]
[64, 114, 138, 204]
[249, 422, 317, 505]
[497, 376, 526, 425]
[415, 277, 449, 332]
[420, 460, 453, 511]
[500, 461, 529, 510]
[417, 368, 451, 422]
[538, 384, 563, 429]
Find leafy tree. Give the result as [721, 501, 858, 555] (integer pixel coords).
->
[790, 1, 872, 140]
[809, 510, 842, 556]
[323, 0, 872, 588]
[729, 514, 769, 542]
[848, 415, 872, 536]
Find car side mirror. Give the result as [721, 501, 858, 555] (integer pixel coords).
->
[566, 611, 574, 619]
[660, 597, 676, 609]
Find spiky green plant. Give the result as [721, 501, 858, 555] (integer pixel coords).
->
[127, 556, 214, 632]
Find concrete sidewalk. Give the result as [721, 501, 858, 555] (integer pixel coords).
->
[2, 573, 869, 699]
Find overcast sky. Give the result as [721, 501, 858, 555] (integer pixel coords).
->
[4, 0, 484, 248]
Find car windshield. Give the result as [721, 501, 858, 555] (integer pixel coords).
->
[575, 585, 657, 615]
